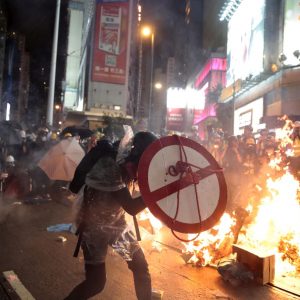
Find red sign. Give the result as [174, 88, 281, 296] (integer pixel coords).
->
[92, 1, 129, 84]
[138, 135, 227, 233]
[166, 108, 185, 132]
[194, 58, 227, 89]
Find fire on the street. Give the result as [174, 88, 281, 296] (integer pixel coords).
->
[174, 168, 300, 278]
[138, 118, 300, 282]
[238, 172, 300, 275]
[180, 118, 300, 279]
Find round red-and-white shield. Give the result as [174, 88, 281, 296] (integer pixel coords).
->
[138, 135, 227, 234]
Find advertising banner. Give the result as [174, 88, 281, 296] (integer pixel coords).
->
[92, 0, 129, 84]
[234, 97, 263, 135]
[166, 88, 187, 132]
[166, 108, 186, 132]
[226, 0, 265, 86]
[283, 0, 300, 65]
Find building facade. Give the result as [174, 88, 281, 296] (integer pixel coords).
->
[63, 0, 138, 131]
[63, 0, 84, 110]
[0, 1, 6, 120]
[219, 0, 300, 135]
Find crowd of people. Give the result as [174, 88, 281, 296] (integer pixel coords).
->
[0, 121, 299, 204]
[0, 120, 299, 299]
[202, 123, 300, 212]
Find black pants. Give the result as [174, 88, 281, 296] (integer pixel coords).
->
[64, 248, 152, 300]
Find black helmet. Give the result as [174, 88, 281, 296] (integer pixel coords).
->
[126, 131, 157, 164]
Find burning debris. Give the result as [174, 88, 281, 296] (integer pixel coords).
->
[134, 118, 300, 289]
[181, 213, 237, 267]
[179, 169, 300, 277]
[278, 235, 300, 273]
[178, 118, 300, 285]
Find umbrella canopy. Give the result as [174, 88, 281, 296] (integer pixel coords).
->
[38, 138, 85, 181]
[60, 126, 94, 139]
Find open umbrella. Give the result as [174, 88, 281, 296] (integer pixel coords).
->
[38, 138, 85, 181]
[60, 126, 93, 139]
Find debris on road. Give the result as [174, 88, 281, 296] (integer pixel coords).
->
[2, 270, 35, 299]
[56, 236, 67, 243]
[47, 223, 75, 233]
[151, 288, 164, 299]
[217, 258, 254, 287]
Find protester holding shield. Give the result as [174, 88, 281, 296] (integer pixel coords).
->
[64, 131, 157, 300]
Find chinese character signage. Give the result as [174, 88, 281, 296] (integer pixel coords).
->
[166, 108, 186, 132]
[92, 0, 129, 84]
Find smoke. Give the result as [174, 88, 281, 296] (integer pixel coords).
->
[0, 195, 18, 223]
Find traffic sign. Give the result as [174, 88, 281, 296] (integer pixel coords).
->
[138, 135, 227, 233]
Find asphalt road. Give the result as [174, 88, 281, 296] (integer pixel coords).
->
[0, 197, 298, 300]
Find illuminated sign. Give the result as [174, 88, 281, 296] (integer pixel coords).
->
[92, 1, 129, 84]
[226, 0, 265, 86]
[283, 0, 300, 66]
[238, 110, 252, 129]
[194, 58, 226, 89]
[234, 97, 263, 135]
[166, 88, 206, 132]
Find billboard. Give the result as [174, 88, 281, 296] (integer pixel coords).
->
[226, 0, 265, 86]
[92, 0, 129, 84]
[166, 88, 187, 132]
[166, 108, 186, 132]
[283, 0, 300, 66]
[234, 97, 263, 135]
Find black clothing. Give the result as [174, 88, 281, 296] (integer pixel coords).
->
[69, 139, 115, 193]
[66, 135, 152, 299]
[64, 249, 151, 300]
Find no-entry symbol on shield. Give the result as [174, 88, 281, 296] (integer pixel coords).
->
[138, 135, 227, 234]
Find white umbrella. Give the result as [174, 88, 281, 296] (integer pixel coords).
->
[38, 138, 85, 181]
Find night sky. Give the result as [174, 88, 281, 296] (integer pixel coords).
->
[5, 0, 55, 51]
[3, 0, 181, 118]
[4, 0, 68, 122]
[4, 0, 181, 74]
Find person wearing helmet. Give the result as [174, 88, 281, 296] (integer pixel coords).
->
[5, 155, 15, 167]
[240, 125, 257, 175]
[65, 131, 157, 300]
[222, 136, 243, 212]
[64, 132, 73, 139]
[1, 155, 29, 198]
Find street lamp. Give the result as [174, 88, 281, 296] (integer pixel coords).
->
[142, 26, 155, 130]
[141, 26, 152, 37]
[137, 25, 155, 130]
[154, 82, 162, 90]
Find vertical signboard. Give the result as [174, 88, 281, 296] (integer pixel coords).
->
[234, 97, 263, 135]
[226, 0, 265, 86]
[92, 0, 129, 84]
[283, 0, 300, 66]
[166, 108, 186, 132]
[166, 88, 187, 132]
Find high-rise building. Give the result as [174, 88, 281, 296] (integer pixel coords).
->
[63, 0, 84, 110]
[219, 0, 300, 135]
[172, 0, 226, 87]
[63, 0, 137, 132]
[0, 0, 7, 120]
[16, 36, 30, 122]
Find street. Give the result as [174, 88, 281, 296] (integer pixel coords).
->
[0, 198, 298, 300]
